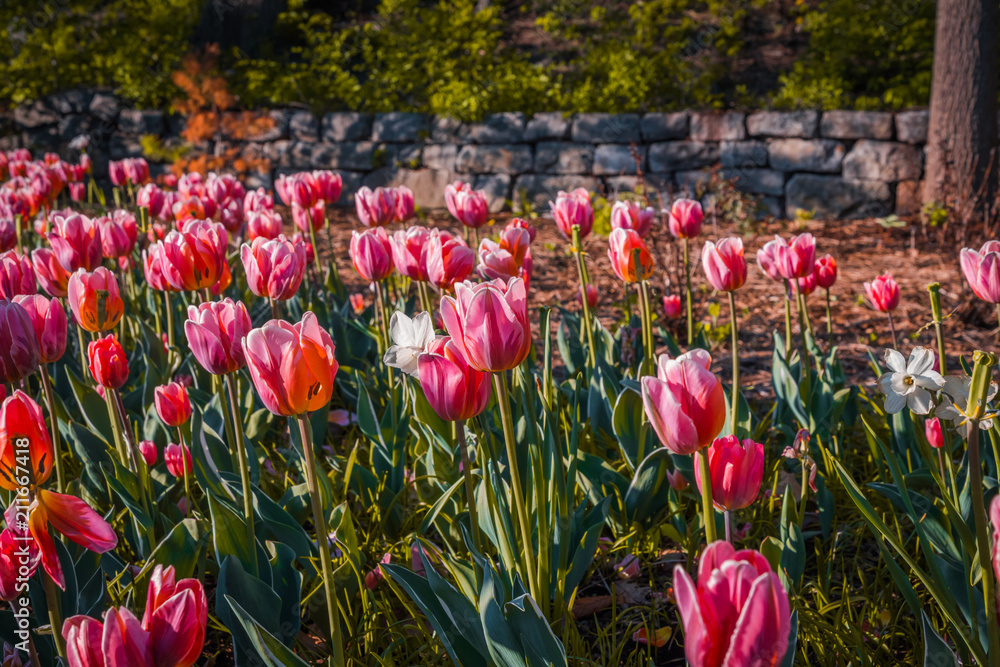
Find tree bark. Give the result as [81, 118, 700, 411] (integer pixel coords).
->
[923, 0, 999, 217]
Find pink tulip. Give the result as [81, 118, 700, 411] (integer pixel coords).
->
[504, 217, 536, 242]
[418, 337, 492, 421]
[925, 417, 944, 449]
[611, 200, 655, 238]
[247, 210, 284, 242]
[313, 171, 343, 205]
[184, 299, 252, 375]
[13, 294, 67, 364]
[157, 221, 229, 292]
[243, 187, 273, 216]
[607, 228, 654, 283]
[550, 188, 593, 240]
[668, 198, 703, 239]
[164, 443, 192, 478]
[350, 227, 394, 282]
[0, 300, 40, 383]
[0, 251, 35, 300]
[63, 616, 104, 667]
[864, 273, 900, 312]
[142, 564, 208, 667]
[641, 349, 726, 455]
[674, 541, 791, 667]
[242, 312, 339, 416]
[356, 186, 398, 227]
[390, 226, 432, 282]
[815, 254, 837, 289]
[365, 553, 392, 590]
[95, 211, 137, 259]
[292, 201, 325, 233]
[440, 277, 531, 372]
[139, 440, 158, 466]
[961, 241, 1000, 303]
[702, 238, 747, 292]
[137, 183, 165, 215]
[395, 185, 415, 222]
[445, 182, 489, 229]
[663, 294, 682, 319]
[241, 235, 307, 301]
[695, 435, 765, 511]
[276, 172, 319, 209]
[31, 247, 69, 298]
[773, 233, 816, 280]
[756, 237, 783, 282]
[108, 161, 127, 187]
[48, 213, 103, 273]
[478, 228, 532, 286]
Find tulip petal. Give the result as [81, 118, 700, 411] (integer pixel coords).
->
[37, 489, 117, 553]
[722, 572, 790, 667]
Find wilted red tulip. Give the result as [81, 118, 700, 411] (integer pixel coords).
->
[440, 277, 531, 372]
[67, 267, 124, 332]
[155, 382, 192, 427]
[164, 443, 192, 478]
[247, 209, 283, 241]
[241, 235, 307, 301]
[48, 213, 102, 273]
[356, 186, 398, 228]
[641, 350, 726, 455]
[611, 200, 655, 238]
[350, 227, 394, 282]
[702, 238, 747, 292]
[426, 230, 474, 291]
[418, 337, 492, 421]
[961, 241, 1000, 304]
[395, 185, 415, 222]
[88, 334, 128, 389]
[446, 181, 489, 229]
[695, 435, 765, 511]
[864, 273, 900, 312]
[608, 228, 654, 283]
[667, 198, 703, 239]
[0, 251, 35, 300]
[158, 220, 229, 291]
[674, 541, 790, 667]
[0, 300, 39, 383]
[139, 440, 158, 466]
[663, 294, 682, 319]
[390, 226, 432, 282]
[13, 294, 66, 364]
[815, 254, 837, 289]
[184, 299, 252, 375]
[615, 554, 641, 579]
[550, 188, 593, 239]
[242, 312, 339, 416]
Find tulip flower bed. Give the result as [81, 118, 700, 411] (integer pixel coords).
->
[0, 149, 999, 667]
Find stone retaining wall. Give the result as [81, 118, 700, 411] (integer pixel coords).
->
[4, 89, 930, 219]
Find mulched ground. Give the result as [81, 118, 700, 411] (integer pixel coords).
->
[320, 208, 994, 397]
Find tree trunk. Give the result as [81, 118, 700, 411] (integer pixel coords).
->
[923, 0, 999, 217]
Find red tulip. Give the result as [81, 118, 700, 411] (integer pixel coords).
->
[48, 213, 102, 273]
[611, 200, 655, 238]
[796, 270, 818, 297]
[313, 171, 343, 206]
[695, 435, 765, 511]
[241, 235, 307, 301]
[108, 161, 127, 187]
[578, 284, 599, 309]
[142, 564, 208, 667]
[663, 294, 682, 319]
[607, 228, 654, 283]
[0, 251, 35, 300]
[440, 277, 531, 372]
[350, 227, 394, 282]
[157, 220, 229, 291]
[925, 417, 944, 449]
[32, 248, 70, 298]
[641, 349, 726, 455]
[667, 198, 703, 239]
[247, 209, 283, 241]
[356, 186, 398, 228]
[350, 293, 365, 314]
[184, 299, 252, 375]
[864, 273, 900, 312]
[446, 182, 489, 229]
[88, 334, 128, 389]
[164, 443, 192, 478]
[426, 230, 474, 291]
[139, 440, 158, 466]
[0, 301, 40, 383]
[67, 267, 124, 332]
[0, 526, 38, 601]
[773, 233, 816, 280]
[292, 201, 325, 234]
[242, 312, 339, 416]
[418, 337, 492, 421]
[0, 219, 15, 254]
[550, 188, 592, 239]
[137, 183, 166, 216]
[395, 185, 415, 222]
[674, 541, 790, 667]
[702, 238, 747, 292]
[155, 382, 192, 427]
[961, 241, 1000, 304]
[0, 391, 53, 489]
[390, 226, 432, 282]
[13, 294, 67, 364]
[815, 254, 837, 289]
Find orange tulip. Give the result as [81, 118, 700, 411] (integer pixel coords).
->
[67, 267, 124, 332]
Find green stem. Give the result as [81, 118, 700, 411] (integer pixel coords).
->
[727, 291, 740, 436]
[928, 283, 947, 374]
[456, 420, 482, 554]
[825, 289, 833, 346]
[418, 281, 432, 314]
[782, 288, 792, 359]
[571, 225, 597, 369]
[968, 420, 1000, 663]
[308, 223, 322, 275]
[697, 450, 717, 543]
[375, 281, 395, 387]
[43, 572, 66, 659]
[296, 415, 346, 666]
[683, 238, 694, 346]
[794, 282, 812, 403]
[103, 386, 127, 466]
[176, 428, 194, 516]
[637, 280, 654, 374]
[76, 323, 88, 378]
[887, 311, 898, 350]
[226, 374, 258, 575]
[164, 291, 175, 349]
[40, 366, 64, 493]
[493, 372, 540, 601]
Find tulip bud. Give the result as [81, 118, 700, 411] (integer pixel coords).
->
[864, 273, 900, 313]
[578, 284, 599, 309]
[667, 198, 703, 239]
[550, 188, 592, 239]
[662, 294, 682, 319]
[815, 254, 837, 289]
[702, 238, 747, 292]
[925, 417, 945, 449]
[88, 334, 128, 389]
[139, 440, 158, 466]
[695, 435, 765, 511]
[164, 443, 192, 478]
[155, 382, 192, 427]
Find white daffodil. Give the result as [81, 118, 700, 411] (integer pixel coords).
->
[383, 311, 437, 378]
[877, 347, 945, 414]
[935, 375, 999, 430]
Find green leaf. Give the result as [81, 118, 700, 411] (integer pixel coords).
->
[922, 610, 959, 667]
[225, 595, 312, 667]
[148, 518, 202, 580]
